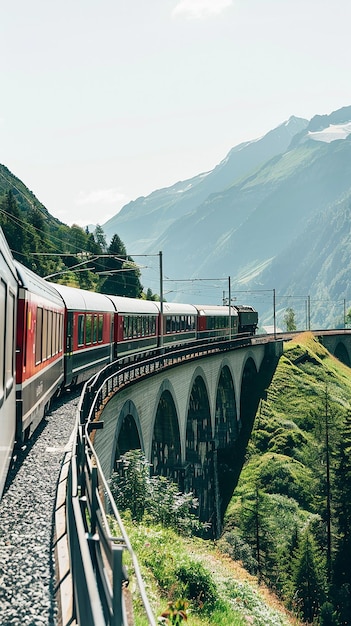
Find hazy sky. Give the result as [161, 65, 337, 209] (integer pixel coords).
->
[1, 0, 350, 227]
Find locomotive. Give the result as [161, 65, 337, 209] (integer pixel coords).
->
[0, 227, 258, 499]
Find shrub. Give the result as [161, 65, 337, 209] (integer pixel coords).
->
[218, 530, 258, 575]
[174, 560, 218, 610]
[110, 449, 205, 535]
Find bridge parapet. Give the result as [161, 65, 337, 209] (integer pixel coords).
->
[316, 330, 351, 367]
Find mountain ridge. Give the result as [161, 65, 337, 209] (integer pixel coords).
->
[103, 115, 308, 251]
[101, 105, 351, 328]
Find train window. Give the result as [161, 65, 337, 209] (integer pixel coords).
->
[58, 313, 63, 352]
[22, 303, 28, 369]
[93, 315, 98, 344]
[43, 309, 49, 360]
[52, 311, 55, 355]
[0, 280, 5, 400]
[78, 314, 85, 346]
[5, 291, 15, 391]
[35, 307, 43, 365]
[52, 312, 56, 355]
[47, 310, 52, 358]
[123, 316, 128, 340]
[98, 315, 103, 342]
[86, 315, 92, 345]
[54, 311, 59, 354]
[57, 312, 60, 354]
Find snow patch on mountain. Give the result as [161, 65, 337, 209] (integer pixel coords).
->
[308, 122, 351, 143]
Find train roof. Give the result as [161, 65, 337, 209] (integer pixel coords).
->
[0, 228, 17, 283]
[234, 304, 257, 313]
[50, 282, 115, 313]
[154, 301, 198, 315]
[194, 304, 239, 317]
[105, 295, 159, 314]
[15, 262, 64, 307]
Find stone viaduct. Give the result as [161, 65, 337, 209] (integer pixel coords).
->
[93, 338, 282, 536]
[90, 330, 351, 537]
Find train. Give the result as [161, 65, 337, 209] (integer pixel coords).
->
[0, 227, 258, 498]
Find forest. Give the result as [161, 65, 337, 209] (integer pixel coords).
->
[0, 185, 159, 300]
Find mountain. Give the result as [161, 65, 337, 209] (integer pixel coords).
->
[102, 115, 308, 250]
[103, 106, 351, 327]
[0, 164, 62, 227]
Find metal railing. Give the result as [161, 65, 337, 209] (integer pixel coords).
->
[64, 334, 264, 625]
[65, 390, 157, 625]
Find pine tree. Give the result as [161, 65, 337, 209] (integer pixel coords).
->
[292, 528, 327, 622]
[0, 190, 26, 256]
[123, 258, 143, 298]
[94, 224, 107, 253]
[100, 233, 126, 295]
[331, 408, 351, 622]
[100, 233, 143, 297]
[283, 307, 297, 331]
[240, 486, 274, 582]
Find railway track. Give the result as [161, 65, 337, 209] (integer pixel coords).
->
[0, 392, 79, 626]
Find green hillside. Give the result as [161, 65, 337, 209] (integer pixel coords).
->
[222, 333, 351, 624]
[0, 164, 147, 298]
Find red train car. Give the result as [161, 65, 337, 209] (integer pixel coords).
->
[15, 262, 65, 442]
[154, 301, 197, 346]
[51, 283, 115, 387]
[106, 295, 159, 358]
[195, 305, 239, 340]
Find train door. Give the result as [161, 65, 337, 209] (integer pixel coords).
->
[64, 310, 74, 385]
[0, 242, 17, 498]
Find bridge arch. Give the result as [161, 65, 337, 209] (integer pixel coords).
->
[112, 400, 143, 471]
[334, 341, 351, 367]
[151, 380, 181, 481]
[240, 355, 259, 427]
[184, 369, 214, 524]
[215, 364, 237, 447]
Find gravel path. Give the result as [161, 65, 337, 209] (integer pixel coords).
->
[0, 392, 79, 626]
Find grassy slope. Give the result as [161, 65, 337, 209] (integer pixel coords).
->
[121, 521, 301, 626]
[222, 332, 351, 612]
